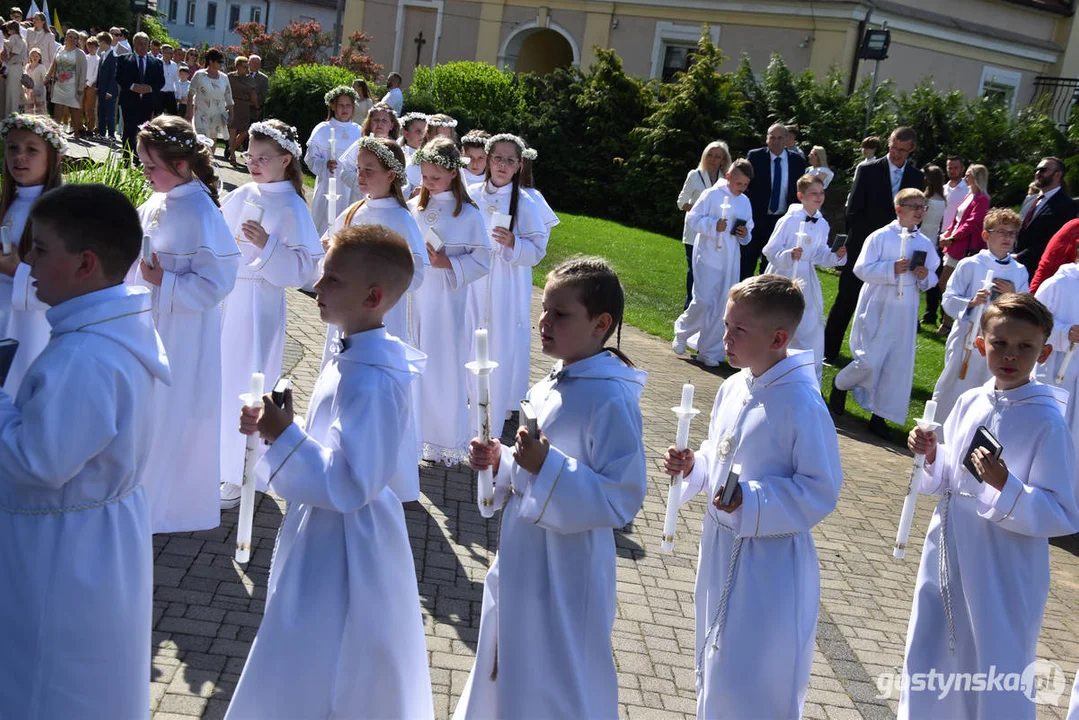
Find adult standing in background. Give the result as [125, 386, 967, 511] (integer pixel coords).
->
[183, 47, 200, 73]
[743, 123, 806, 279]
[1014, 157, 1077, 280]
[920, 165, 947, 326]
[94, 31, 118, 141]
[158, 44, 179, 115]
[807, 145, 833, 188]
[383, 72, 403, 115]
[81, 35, 99, 133]
[935, 163, 990, 334]
[785, 124, 805, 159]
[226, 56, 256, 164]
[116, 32, 164, 159]
[941, 155, 967, 237]
[185, 48, 232, 159]
[823, 126, 922, 363]
[2, 19, 25, 114]
[676, 140, 730, 309]
[46, 30, 86, 138]
[248, 54, 268, 119]
[25, 13, 53, 71]
[353, 78, 373, 120]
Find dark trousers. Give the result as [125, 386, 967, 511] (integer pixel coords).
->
[741, 213, 781, 280]
[159, 92, 177, 116]
[922, 247, 946, 322]
[823, 256, 864, 361]
[97, 95, 117, 138]
[683, 243, 694, 310]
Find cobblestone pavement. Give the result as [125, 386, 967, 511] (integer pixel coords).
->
[66, 140, 1079, 719]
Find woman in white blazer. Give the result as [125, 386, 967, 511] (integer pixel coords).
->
[677, 140, 730, 308]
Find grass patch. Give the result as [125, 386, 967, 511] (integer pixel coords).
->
[535, 211, 947, 428]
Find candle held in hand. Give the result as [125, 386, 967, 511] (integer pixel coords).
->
[466, 329, 499, 518]
[893, 399, 939, 560]
[235, 372, 266, 564]
[663, 383, 700, 553]
[141, 235, 154, 268]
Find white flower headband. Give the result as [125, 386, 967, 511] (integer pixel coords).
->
[356, 136, 407, 184]
[411, 147, 469, 170]
[426, 116, 458, 129]
[249, 121, 302, 159]
[484, 133, 538, 161]
[399, 112, 428, 124]
[460, 131, 489, 148]
[139, 121, 214, 150]
[366, 103, 399, 121]
[0, 113, 66, 154]
[324, 85, 359, 106]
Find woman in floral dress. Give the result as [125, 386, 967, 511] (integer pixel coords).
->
[185, 48, 233, 158]
[45, 29, 85, 138]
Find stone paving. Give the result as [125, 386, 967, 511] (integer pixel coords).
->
[65, 140, 1079, 719]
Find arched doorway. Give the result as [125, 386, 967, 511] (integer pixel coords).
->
[500, 23, 579, 75]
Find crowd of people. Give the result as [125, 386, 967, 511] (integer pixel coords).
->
[0, 43, 1078, 720]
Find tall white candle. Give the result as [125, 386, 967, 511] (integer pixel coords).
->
[326, 176, 339, 228]
[894, 400, 939, 559]
[467, 329, 498, 518]
[663, 384, 700, 553]
[959, 271, 995, 380]
[141, 235, 154, 267]
[235, 372, 266, 564]
[329, 126, 336, 158]
[476, 328, 489, 364]
[720, 196, 730, 220]
[1, 226, 11, 256]
[798, 220, 806, 236]
[897, 229, 910, 298]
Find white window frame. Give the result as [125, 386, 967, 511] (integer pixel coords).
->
[650, 21, 720, 81]
[228, 3, 240, 29]
[185, 0, 196, 26]
[978, 65, 1022, 113]
[249, 6, 260, 23]
[167, 0, 177, 23]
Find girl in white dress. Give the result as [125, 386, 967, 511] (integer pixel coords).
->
[130, 116, 240, 533]
[218, 120, 323, 509]
[408, 137, 490, 464]
[466, 133, 550, 426]
[305, 85, 362, 236]
[460, 129, 489, 188]
[0, 114, 64, 395]
[340, 101, 399, 200]
[806, 145, 834, 189]
[399, 112, 428, 192]
[457, 257, 647, 719]
[323, 136, 429, 500]
[23, 48, 47, 115]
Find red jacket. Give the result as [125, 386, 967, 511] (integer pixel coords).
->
[943, 191, 990, 260]
[1030, 217, 1079, 293]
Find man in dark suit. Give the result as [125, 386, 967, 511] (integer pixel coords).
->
[95, 31, 119, 141]
[743, 123, 807, 279]
[1014, 157, 1078, 279]
[823, 126, 923, 363]
[116, 32, 164, 161]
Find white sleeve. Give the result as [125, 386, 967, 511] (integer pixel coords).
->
[10, 262, 48, 312]
[157, 246, 239, 314]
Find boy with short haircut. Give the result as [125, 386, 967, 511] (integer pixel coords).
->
[903, 293, 1079, 719]
[0, 184, 169, 717]
[176, 65, 190, 118]
[160, 43, 179, 115]
[225, 224, 433, 719]
[762, 173, 848, 384]
[673, 157, 755, 366]
[830, 188, 940, 438]
[931, 208, 1028, 424]
[665, 274, 843, 719]
[860, 136, 880, 164]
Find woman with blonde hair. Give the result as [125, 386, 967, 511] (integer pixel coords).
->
[807, 145, 834, 189]
[936, 162, 990, 334]
[676, 140, 729, 308]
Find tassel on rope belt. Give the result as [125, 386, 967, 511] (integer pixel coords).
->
[938, 488, 978, 655]
[695, 511, 800, 682]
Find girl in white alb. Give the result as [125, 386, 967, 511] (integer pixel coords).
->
[0, 114, 64, 396]
[408, 137, 490, 464]
[398, 112, 427, 192]
[460, 129, 490, 188]
[466, 133, 551, 425]
[321, 136, 428, 500]
[218, 120, 323, 508]
[456, 257, 647, 719]
[305, 86, 363, 236]
[129, 116, 240, 533]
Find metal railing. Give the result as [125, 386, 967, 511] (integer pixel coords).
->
[1029, 76, 1079, 129]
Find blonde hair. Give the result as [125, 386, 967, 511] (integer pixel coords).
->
[894, 188, 925, 207]
[796, 173, 824, 194]
[727, 274, 805, 332]
[137, 115, 221, 205]
[967, 163, 989, 194]
[983, 207, 1020, 232]
[698, 141, 731, 175]
[329, 224, 415, 308]
[343, 138, 408, 220]
[810, 145, 828, 168]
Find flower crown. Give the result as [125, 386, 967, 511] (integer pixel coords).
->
[366, 102, 398, 121]
[484, 133, 537, 161]
[461, 131, 489, 148]
[139, 121, 214, 150]
[399, 112, 428, 125]
[426, 115, 458, 129]
[249, 121, 302, 158]
[324, 85, 359, 106]
[411, 147, 469, 170]
[0, 113, 67, 154]
[355, 136, 407, 184]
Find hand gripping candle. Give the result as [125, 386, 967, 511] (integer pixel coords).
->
[235, 372, 265, 564]
[663, 383, 700, 553]
[466, 329, 499, 518]
[897, 228, 910, 299]
[894, 400, 940, 559]
[959, 271, 995, 381]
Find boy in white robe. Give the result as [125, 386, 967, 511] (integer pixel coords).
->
[673, 158, 754, 366]
[226, 224, 432, 720]
[903, 293, 1079, 719]
[1034, 260, 1079, 472]
[665, 274, 843, 719]
[932, 208, 1029, 425]
[762, 173, 848, 385]
[0, 186, 170, 718]
[830, 188, 940, 438]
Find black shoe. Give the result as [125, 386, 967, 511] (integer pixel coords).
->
[828, 385, 846, 416]
[868, 414, 891, 440]
[921, 314, 936, 325]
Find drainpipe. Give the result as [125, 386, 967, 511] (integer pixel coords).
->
[848, 5, 872, 95]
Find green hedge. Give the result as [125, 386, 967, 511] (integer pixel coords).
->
[264, 65, 357, 154]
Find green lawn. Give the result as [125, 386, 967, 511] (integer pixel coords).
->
[534, 211, 948, 430]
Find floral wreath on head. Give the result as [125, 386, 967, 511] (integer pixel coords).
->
[324, 85, 360, 106]
[0, 113, 67, 154]
[411, 147, 469, 170]
[460, 130, 489, 148]
[138, 120, 215, 151]
[355, 136, 407, 184]
[485, 133, 538, 161]
[365, 102, 399, 121]
[248, 121, 302, 158]
[426, 115, 458, 129]
[398, 112, 428, 125]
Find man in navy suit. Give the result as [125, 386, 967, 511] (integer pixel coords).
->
[1014, 157, 1078, 280]
[743, 123, 807, 279]
[823, 126, 923, 363]
[95, 31, 119, 141]
[116, 32, 164, 161]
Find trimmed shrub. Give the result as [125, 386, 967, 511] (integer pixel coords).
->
[264, 64, 356, 153]
[405, 61, 523, 133]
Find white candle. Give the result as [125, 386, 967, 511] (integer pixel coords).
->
[1, 226, 11, 256]
[893, 400, 939, 559]
[897, 229, 910, 299]
[491, 212, 512, 230]
[467, 329, 498, 518]
[141, 235, 154, 267]
[663, 384, 700, 553]
[476, 328, 489, 364]
[720, 196, 730, 220]
[959, 271, 996, 380]
[329, 126, 336, 158]
[326, 176, 339, 227]
[798, 220, 806, 236]
[235, 372, 266, 564]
